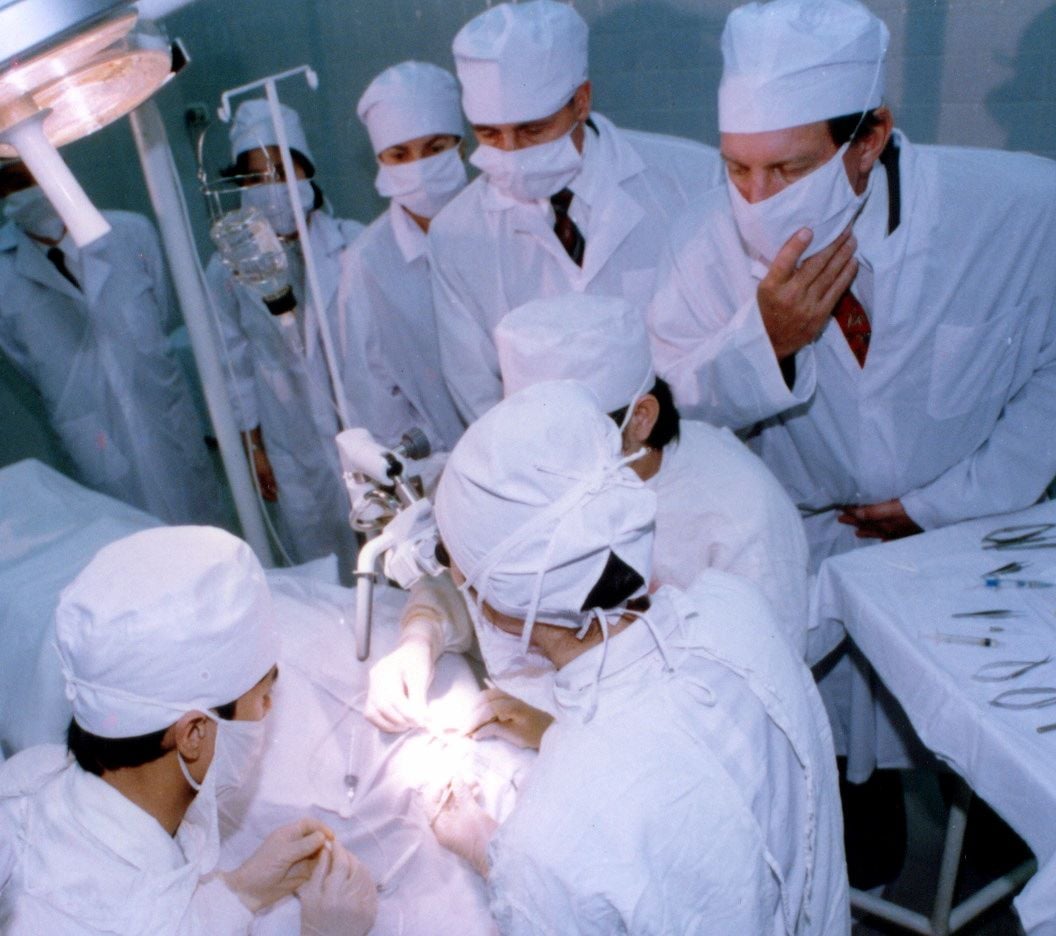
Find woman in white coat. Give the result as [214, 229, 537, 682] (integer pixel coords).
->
[0, 163, 219, 524]
[338, 61, 466, 453]
[206, 101, 363, 567]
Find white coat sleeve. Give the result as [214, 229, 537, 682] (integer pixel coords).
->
[205, 256, 260, 432]
[336, 243, 435, 450]
[428, 238, 503, 424]
[647, 217, 816, 430]
[401, 573, 474, 656]
[900, 311, 1056, 530]
[487, 852, 626, 936]
[183, 874, 254, 936]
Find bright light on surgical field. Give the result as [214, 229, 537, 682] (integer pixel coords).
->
[0, 0, 177, 246]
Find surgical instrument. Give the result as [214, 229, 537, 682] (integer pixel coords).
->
[982, 523, 1056, 551]
[973, 657, 1052, 682]
[929, 633, 998, 647]
[983, 578, 1054, 589]
[990, 687, 1056, 709]
[951, 609, 1020, 619]
[982, 561, 1028, 577]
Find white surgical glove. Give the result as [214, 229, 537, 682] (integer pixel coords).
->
[365, 618, 441, 733]
[463, 687, 553, 750]
[425, 780, 498, 878]
[224, 817, 332, 913]
[298, 841, 378, 936]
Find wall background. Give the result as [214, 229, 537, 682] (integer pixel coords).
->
[3, 0, 1055, 473]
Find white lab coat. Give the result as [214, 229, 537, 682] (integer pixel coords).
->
[649, 419, 810, 657]
[649, 132, 1056, 570]
[0, 745, 253, 935]
[430, 113, 724, 422]
[206, 209, 364, 566]
[0, 212, 220, 525]
[336, 202, 465, 451]
[486, 573, 849, 936]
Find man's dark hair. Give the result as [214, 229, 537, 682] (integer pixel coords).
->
[608, 377, 681, 449]
[67, 699, 238, 776]
[581, 551, 646, 611]
[826, 110, 884, 147]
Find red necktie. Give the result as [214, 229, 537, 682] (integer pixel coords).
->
[833, 290, 870, 367]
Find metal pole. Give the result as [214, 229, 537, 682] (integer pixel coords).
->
[128, 98, 275, 564]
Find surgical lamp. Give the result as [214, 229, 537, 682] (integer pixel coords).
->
[0, 0, 179, 245]
[337, 427, 446, 661]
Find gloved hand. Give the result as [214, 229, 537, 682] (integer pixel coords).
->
[463, 687, 553, 750]
[424, 780, 497, 878]
[298, 841, 378, 936]
[364, 621, 439, 733]
[224, 817, 332, 913]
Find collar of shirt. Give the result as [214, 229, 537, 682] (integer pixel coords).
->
[388, 200, 428, 263]
[849, 161, 887, 313]
[65, 763, 186, 872]
[553, 591, 681, 715]
[550, 120, 600, 236]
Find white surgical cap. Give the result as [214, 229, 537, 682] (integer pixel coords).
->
[357, 61, 463, 155]
[453, 0, 589, 125]
[496, 294, 655, 415]
[229, 99, 315, 167]
[718, 0, 889, 134]
[435, 381, 655, 629]
[56, 527, 279, 739]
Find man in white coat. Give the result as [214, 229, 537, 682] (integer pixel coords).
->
[0, 161, 220, 525]
[425, 381, 849, 935]
[364, 293, 812, 734]
[0, 526, 376, 935]
[649, 0, 1056, 572]
[206, 101, 363, 567]
[430, 0, 724, 422]
[340, 61, 466, 453]
[647, 0, 1056, 887]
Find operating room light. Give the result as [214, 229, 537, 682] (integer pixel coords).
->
[0, 0, 175, 245]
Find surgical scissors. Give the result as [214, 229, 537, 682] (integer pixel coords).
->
[973, 656, 1051, 682]
[982, 523, 1056, 551]
[990, 687, 1056, 709]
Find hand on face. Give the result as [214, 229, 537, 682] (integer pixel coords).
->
[757, 224, 859, 362]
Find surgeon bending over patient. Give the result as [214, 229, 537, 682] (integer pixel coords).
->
[0, 526, 375, 935]
[420, 381, 848, 934]
[367, 292, 809, 733]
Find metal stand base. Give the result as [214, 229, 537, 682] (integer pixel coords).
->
[850, 778, 1036, 934]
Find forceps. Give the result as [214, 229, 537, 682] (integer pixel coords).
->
[982, 523, 1056, 551]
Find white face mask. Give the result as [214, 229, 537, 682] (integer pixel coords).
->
[4, 186, 66, 242]
[178, 712, 266, 797]
[241, 179, 315, 236]
[374, 148, 468, 220]
[464, 596, 552, 683]
[175, 710, 267, 871]
[470, 123, 583, 203]
[727, 141, 866, 265]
